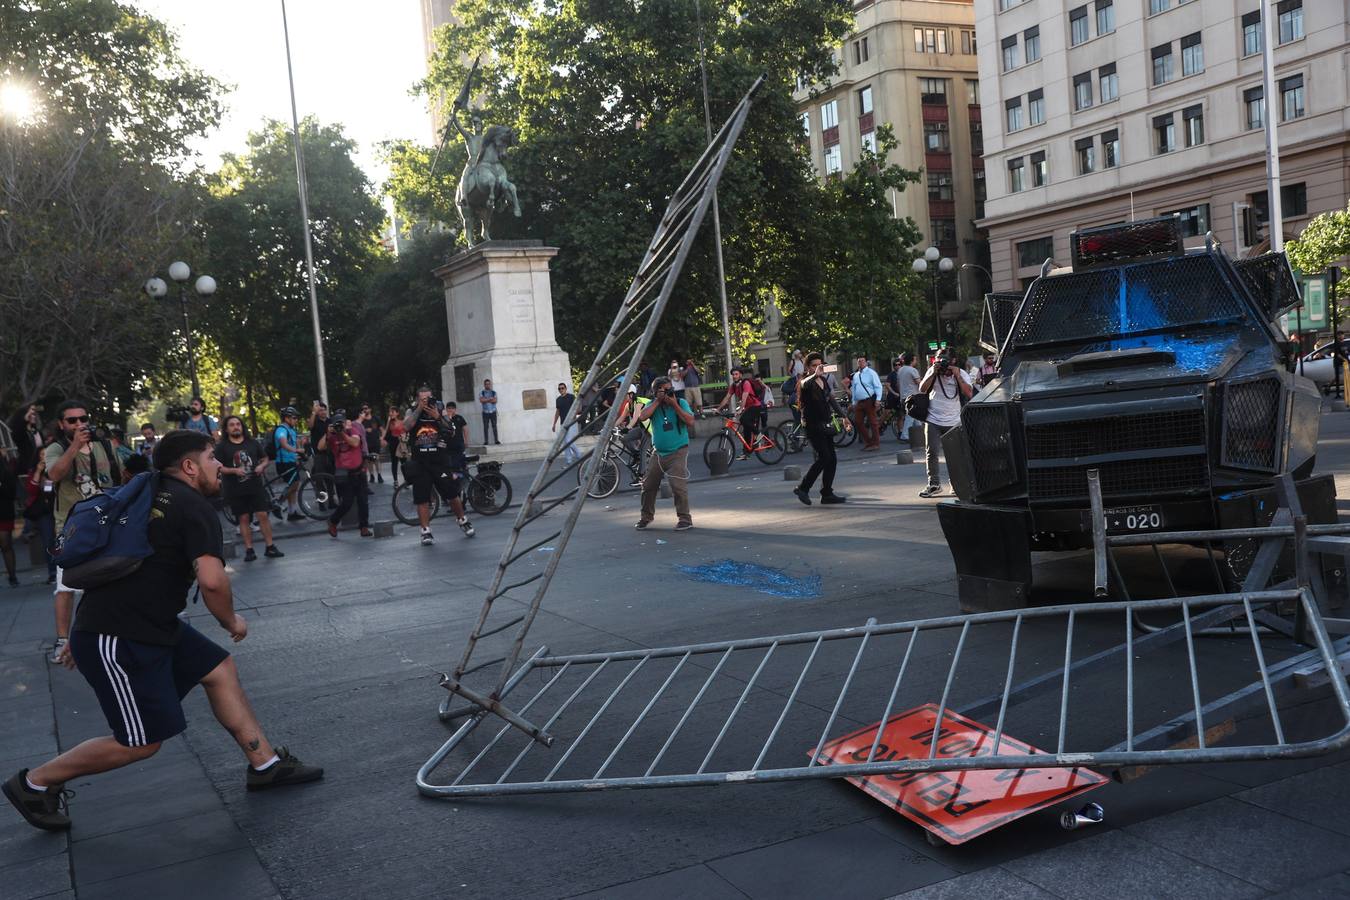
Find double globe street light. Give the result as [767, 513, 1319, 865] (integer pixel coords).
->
[911, 246, 954, 345]
[145, 261, 216, 399]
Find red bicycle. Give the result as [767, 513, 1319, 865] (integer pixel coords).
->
[703, 415, 786, 467]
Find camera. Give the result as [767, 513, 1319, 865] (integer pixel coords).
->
[329, 414, 347, 432]
[934, 354, 953, 375]
[166, 404, 190, 423]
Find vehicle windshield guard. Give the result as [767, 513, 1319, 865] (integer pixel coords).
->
[1010, 253, 1248, 352]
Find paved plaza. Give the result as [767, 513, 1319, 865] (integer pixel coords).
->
[4, 413, 1350, 899]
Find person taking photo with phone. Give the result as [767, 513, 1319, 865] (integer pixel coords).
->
[792, 354, 851, 506]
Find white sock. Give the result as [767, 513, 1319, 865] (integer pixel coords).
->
[421, 526, 431, 534]
[25, 774, 44, 792]
[253, 753, 280, 772]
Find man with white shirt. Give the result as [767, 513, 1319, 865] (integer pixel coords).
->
[918, 352, 972, 498]
[850, 355, 883, 451]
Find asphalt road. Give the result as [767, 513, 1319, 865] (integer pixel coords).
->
[3, 411, 1350, 899]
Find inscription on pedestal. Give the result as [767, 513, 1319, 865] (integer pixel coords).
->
[508, 288, 535, 324]
[521, 389, 547, 410]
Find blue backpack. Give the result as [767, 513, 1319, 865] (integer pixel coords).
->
[54, 472, 159, 590]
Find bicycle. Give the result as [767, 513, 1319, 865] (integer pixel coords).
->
[391, 455, 513, 525]
[580, 428, 650, 499]
[214, 453, 336, 527]
[702, 414, 785, 468]
[782, 412, 855, 454]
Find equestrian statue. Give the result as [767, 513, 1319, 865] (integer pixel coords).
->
[450, 61, 521, 245]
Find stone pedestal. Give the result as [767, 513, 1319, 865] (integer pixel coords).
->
[433, 241, 572, 456]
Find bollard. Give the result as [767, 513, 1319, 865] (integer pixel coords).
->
[708, 450, 731, 476]
[908, 424, 926, 448]
[221, 540, 239, 560]
[659, 481, 672, 500]
[783, 465, 802, 481]
[26, 533, 46, 568]
[895, 450, 914, 465]
[372, 521, 395, 538]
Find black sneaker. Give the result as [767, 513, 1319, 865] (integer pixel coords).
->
[245, 747, 323, 792]
[243, 548, 257, 562]
[3, 769, 72, 831]
[286, 512, 304, 522]
[458, 518, 475, 538]
[820, 493, 847, 505]
[264, 545, 284, 558]
[421, 530, 434, 547]
[634, 520, 650, 530]
[918, 485, 942, 498]
[792, 487, 812, 506]
[7, 576, 18, 587]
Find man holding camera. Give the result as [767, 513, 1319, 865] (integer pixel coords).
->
[792, 353, 852, 505]
[918, 353, 973, 498]
[44, 400, 121, 666]
[632, 376, 695, 531]
[403, 387, 474, 545]
[319, 412, 372, 538]
[180, 397, 219, 442]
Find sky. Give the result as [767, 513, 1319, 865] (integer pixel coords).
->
[134, 0, 434, 191]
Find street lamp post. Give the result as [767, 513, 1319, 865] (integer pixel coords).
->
[911, 246, 954, 348]
[146, 262, 216, 399]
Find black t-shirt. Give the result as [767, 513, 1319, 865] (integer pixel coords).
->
[362, 419, 381, 450]
[73, 477, 224, 645]
[309, 417, 328, 450]
[213, 438, 265, 495]
[555, 393, 575, 422]
[409, 402, 466, 455]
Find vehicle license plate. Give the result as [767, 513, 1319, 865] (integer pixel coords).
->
[1104, 505, 1165, 534]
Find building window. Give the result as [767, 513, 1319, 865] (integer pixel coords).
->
[1167, 204, 1210, 237]
[1154, 113, 1176, 154]
[1284, 182, 1307, 216]
[799, 111, 810, 138]
[1099, 63, 1118, 103]
[858, 86, 873, 116]
[930, 218, 957, 246]
[1028, 89, 1045, 126]
[824, 144, 842, 174]
[914, 27, 948, 54]
[924, 121, 950, 151]
[1073, 73, 1092, 111]
[1280, 74, 1305, 120]
[1181, 33, 1203, 77]
[1102, 128, 1120, 168]
[1278, 0, 1303, 44]
[860, 130, 877, 153]
[1018, 236, 1054, 267]
[821, 99, 838, 130]
[1244, 86, 1264, 129]
[1242, 11, 1262, 56]
[1031, 150, 1048, 187]
[999, 0, 1017, 9]
[1001, 35, 1019, 72]
[1070, 6, 1089, 46]
[853, 36, 870, 65]
[1076, 137, 1096, 174]
[962, 30, 978, 55]
[970, 121, 984, 156]
[1008, 157, 1026, 193]
[928, 171, 954, 201]
[974, 170, 986, 207]
[1024, 26, 1041, 63]
[919, 78, 947, 105]
[1152, 44, 1174, 86]
[1149, 0, 1170, 13]
[1183, 105, 1204, 147]
[1006, 97, 1024, 132]
[966, 79, 980, 105]
[1096, 0, 1115, 36]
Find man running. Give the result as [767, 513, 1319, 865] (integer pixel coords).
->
[4, 430, 321, 832]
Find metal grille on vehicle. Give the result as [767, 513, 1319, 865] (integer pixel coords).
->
[1070, 217, 1185, 270]
[1234, 252, 1301, 320]
[1025, 409, 1205, 460]
[979, 292, 1023, 353]
[1028, 455, 1209, 501]
[962, 403, 1018, 496]
[1222, 376, 1283, 471]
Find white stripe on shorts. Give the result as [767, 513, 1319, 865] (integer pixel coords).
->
[99, 635, 145, 746]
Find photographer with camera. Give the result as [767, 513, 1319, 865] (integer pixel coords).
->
[318, 412, 372, 539]
[403, 387, 475, 545]
[631, 376, 695, 531]
[44, 400, 121, 666]
[792, 353, 852, 506]
[918, 351, 973, 498]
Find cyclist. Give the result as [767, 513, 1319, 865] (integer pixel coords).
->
[272, 408, 305, 521]
[716, 367, 763, 460]
[402, 386, 475, 546]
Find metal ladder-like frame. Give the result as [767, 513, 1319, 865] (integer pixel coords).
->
[434, 76, 766, 744]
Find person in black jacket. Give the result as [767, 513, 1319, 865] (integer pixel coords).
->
[792, 352, 852, 506]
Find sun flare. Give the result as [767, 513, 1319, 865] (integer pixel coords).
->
[0, 82, 39, 124]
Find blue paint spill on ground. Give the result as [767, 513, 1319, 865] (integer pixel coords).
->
[673, 559, 821, 599]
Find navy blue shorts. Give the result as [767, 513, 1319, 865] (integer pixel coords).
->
[70, 624, 230, 747]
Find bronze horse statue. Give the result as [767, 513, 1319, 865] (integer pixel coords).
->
[454, 114, 521, 245]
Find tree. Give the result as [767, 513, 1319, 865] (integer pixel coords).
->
[1287, 203, 1350, 321]
[778, 126, 925, 363]
[199, 118, 388, 413]
[0, 0, 223, 417]
[388, 0, 854, 368]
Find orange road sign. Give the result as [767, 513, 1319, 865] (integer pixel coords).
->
[811, 703, 1107, 845]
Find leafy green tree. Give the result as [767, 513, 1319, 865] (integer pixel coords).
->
[1288, 203, 1350, 319]
[199, 118, 389, 414]
[778, 126, 925, 363]
[0, 0, 223, 417]
[388, 0, 854, 368]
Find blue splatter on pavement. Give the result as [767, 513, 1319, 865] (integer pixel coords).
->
[673, 559, 821, 599]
